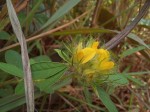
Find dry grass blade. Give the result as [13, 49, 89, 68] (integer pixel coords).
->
[6, 0, 34, 112]
[104, 0, 150, 50]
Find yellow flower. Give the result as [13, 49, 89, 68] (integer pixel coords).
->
[91, 41, 99, 49]
[94, 61, 114, 71]
[72, 41, 115, 80]
[99, 61, 114, 70]
[96, 49, 110, 61]
[73, 42, 99, 64]
[76, 48, 96, 64]
[93, 49, 114, 73]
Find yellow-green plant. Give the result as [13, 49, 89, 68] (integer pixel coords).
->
[55, 38, 120, 112]
[72, 41, 115, 81]
[56, 38, 116, 84]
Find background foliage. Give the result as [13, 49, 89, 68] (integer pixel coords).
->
[0, 0, 149, 111]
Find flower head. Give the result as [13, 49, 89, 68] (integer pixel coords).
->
[73, 42, 98, 64]
[72, 41, 115, 81]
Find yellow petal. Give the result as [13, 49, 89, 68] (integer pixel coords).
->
[74, 48, 96, 64]
[97, 49, 110, 61]
[81, 48, 96, 64]
[99, 61, 114, 71]
[91, 41, 99, 49]
[77, 51, 84, 61]
[73, 50, 84, 63]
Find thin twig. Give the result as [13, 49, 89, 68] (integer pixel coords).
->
[91, 0, 103, 27]
[0, 10, 90, 53]
[57, 93, 80, 112]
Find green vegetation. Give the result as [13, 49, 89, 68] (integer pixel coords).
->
[0, 0, 149, 112]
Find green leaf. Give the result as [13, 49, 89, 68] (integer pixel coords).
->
[35, 67, 67, 92]
[0, 62, 23, 78]
[95, 86, 118, 112]
[34, 14, 48, 27]
[32, 62, 67, 79]
[52, 28, 114, 36]
[124, 75, 144, 86]
[55, 49, 70, 62]
[22, 0, 44, 26]
[127, 71, 150, 76]
[40, 0, 81, 31]
[44, 76, 72, 93]
[0, 91, 43, 112]
[0, 18, 10, 31]
[0, 31, 11, 40]
[18, 12, 26, 24]
[138, 19, 150, 28]
[108, 74, 129, 86]
[0, 86, 14, 97]
[128, 33, 150, 49]
[83, 86, 92, 105]
[15, 81, 25, 95]
[121, 46, 146, 58]
[5, 50, 23, 69]
[32, 55, 51, 62]
[0, 94, 24, 112]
